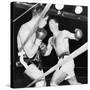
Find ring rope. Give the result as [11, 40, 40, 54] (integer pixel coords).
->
[26, 42, 88, 87]
[13, 3, 38, 22]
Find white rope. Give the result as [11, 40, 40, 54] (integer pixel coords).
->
[13, 3, 38, 22]
[26, 42, 88, 87]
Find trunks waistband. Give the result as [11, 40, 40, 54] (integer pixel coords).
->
[58, 52, 70, 59]
[23, 54, 42, 70]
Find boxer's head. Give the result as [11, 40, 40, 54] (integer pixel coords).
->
[32, 5, 43, 17]
[49, 19, 59, 33]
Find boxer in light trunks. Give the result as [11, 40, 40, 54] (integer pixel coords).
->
[44, 19, 82, 86]
[17, 7, 49, 87]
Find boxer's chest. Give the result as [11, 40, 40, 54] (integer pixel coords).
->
[51, 32, 63, 46]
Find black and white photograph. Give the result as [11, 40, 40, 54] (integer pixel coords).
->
[11, 1, 88, 88]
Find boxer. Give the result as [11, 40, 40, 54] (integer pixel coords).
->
[17, 8, 48, 87]
[44, 19, 82, 86]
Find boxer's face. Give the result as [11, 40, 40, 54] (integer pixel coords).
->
[38, 15, 49, 28]
[49, 19, 59, 33]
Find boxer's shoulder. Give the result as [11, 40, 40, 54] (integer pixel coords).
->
[62, 30, 68, 33]
[62, 30, 70, 36]
[49, 36, 53, 41]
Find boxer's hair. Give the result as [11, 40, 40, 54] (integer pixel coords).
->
[49, 18, 58, 23]
[53, 18, 58, 23]
[49, 18, 58, 25]
[32, 4, 44, 16]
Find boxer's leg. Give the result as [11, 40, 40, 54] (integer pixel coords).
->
[50, 56, 74, 86]
[26, 43, 88, 87]
[50, 58, 68, 86]
[60, 56, 81, 85]
[67, 76, 81, 85]
[24, 64, 46, 87]
[50, 68, 67, 86]
[35, 78, 46, 87]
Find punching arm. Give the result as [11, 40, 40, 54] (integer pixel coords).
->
[44, 37, 53, 56]
[64, 29, 83, 40]
[64, 30, 76, 40]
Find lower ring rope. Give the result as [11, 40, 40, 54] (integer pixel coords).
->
[26, 42, 88, 87]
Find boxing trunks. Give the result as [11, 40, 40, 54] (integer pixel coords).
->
[57, 52, 75, 80]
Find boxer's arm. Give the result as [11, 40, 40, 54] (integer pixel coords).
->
[44, 37, 53, 56]
[27, 39, 42, 58]
[63, 30, 76, 40]
[64, 29, 82, 40]
[44, 44, 52, 56]
[27, 28, 47, 58]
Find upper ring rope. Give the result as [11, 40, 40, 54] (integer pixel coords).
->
[13, 3, 39, 22]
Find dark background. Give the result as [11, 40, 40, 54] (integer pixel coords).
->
[11, 2, 88, 88]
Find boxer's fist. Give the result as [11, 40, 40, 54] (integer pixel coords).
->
[36, 28, 47, 40]
[40, 43, 47, 50]
[40, 43, 47, 55]
[75, 28, 83, 40]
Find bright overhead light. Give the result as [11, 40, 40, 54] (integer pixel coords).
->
[55, 4, 64, 10]
[75, 6, 83, 14]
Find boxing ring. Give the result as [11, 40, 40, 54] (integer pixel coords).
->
[26, 42, 88, 87]
[12, 2, 88, 88]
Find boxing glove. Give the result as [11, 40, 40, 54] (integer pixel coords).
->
[40, 43, 47, 55]
[75, 28, 83, 40]
[36, 28, 47, 40]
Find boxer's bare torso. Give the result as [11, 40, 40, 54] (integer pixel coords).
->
[51, 30, 69, 56]
[17, 15, 48, 59]
[17, 16, 40, 57]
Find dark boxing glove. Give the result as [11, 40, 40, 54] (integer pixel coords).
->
[75, 28, 83, 40]
[35, 28, 47, 46]
[36, 28, 47, 40]
[40, 43, 47, 55]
